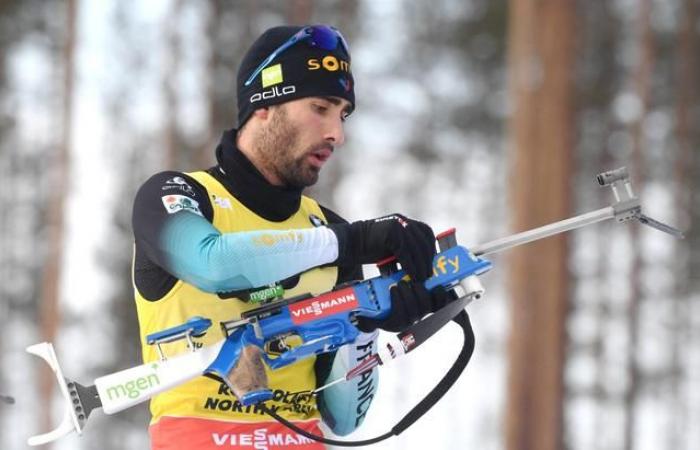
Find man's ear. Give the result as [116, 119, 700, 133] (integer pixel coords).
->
[252, 107, 270, 121]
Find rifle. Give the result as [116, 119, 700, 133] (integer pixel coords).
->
[26, 167, 682, 446]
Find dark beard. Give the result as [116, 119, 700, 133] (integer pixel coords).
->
[255, 106, 321, 188]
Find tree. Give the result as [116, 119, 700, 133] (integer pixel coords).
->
[37, 0, 77, 443]
[505, 1, 576, 449]
[670, 0, 699, 448]
[622, 1, 654, 448]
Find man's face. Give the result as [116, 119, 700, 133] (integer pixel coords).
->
[253, 96, 351, 188]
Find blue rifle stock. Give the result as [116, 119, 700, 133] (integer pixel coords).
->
[192, 243, 492, 405]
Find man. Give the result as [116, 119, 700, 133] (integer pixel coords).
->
[132, 25, 442, 450]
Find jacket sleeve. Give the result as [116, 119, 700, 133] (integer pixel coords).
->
[132, 171, 340, 293]
[315, 205, 379, 435]
[316, 331, 379, 436]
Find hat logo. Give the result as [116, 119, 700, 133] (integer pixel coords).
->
[338, 76, 352, 92]
[307, 55, 350, 73]
[250, 85, 297, 103]
[261, 64, 284, 88]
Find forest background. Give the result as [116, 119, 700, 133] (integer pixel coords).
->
[0, 1, 698, 449]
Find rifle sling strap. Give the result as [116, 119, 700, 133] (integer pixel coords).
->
[263, 304, 475, 446]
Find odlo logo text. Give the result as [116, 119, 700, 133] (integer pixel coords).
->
[250, 85, 296, 103]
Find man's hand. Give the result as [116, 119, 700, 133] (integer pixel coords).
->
[330, 214, 436, 281]
[357, 281, 449, 332]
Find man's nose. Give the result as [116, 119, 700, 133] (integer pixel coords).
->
[324, 118, 345, 147]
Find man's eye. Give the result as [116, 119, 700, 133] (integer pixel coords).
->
[313, 104, 328, 113]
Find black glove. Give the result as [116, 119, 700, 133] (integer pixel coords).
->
[329, 214, 436, 282]
[357, 281, 450, 332]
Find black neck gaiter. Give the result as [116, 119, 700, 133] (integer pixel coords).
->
[212, 128, 303, 222]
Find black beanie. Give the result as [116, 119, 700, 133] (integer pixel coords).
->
[236, 25, 355, 128]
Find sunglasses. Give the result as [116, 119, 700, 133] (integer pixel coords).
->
[244, 25, 350, 87]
